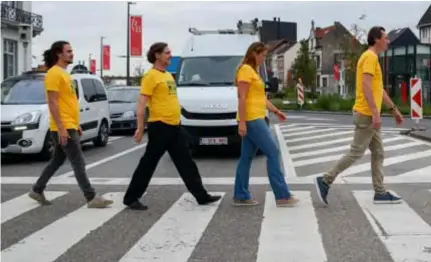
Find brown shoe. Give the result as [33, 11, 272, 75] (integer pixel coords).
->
[87, 194, 114, 208]
[232, 199, 259, 206]
[28, 190, 52, 205]
[276, 197, 299, 207]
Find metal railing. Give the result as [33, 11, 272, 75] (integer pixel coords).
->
[1, 3, 43, 32]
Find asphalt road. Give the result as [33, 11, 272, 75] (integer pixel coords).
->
[1, 112, 431, 262]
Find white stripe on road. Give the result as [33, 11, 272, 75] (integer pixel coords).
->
[256, 191, 326, 262]
[294, 141, 423, 167]
[353, 191, 431, 262]
[274, 124, 297, 178]
[287, 131, 353, 143]
[1, 191, 68, 223]
[108, 136, 124, 142]
[333, 149, 431, 177]
[119, 192, 224, 262]
[397, 165, 431, 177]
[290, 136, 405, 159]
[280, 126, 315, 133]
[64, 142, 147, 178]
[288, 137, 354, 151]
[1, 192, 125, 262]
[283, 128, 337, 138]
[284, 122, 406, 131]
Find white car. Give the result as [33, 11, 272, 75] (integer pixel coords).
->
[1, 70, 112, 160]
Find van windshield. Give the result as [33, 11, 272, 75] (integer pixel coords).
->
[1, 77, 47, 105]
[177, 56, 242, 87]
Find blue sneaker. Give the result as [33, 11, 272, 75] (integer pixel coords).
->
[373, 191, 402, 204]
[314, 176, 329, 205]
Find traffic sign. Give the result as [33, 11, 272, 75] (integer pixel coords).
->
[410, 77, 423, 122]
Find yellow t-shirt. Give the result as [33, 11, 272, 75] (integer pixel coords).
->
[236, 64, 266, 121]
[352, 50, 384, 116]
[141, 68, 181, 126]
[44, 66, 79, 131]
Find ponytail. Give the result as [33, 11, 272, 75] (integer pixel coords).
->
[43, 49, 56, 69]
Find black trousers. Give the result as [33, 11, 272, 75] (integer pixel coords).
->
[123, 121, 209, 205]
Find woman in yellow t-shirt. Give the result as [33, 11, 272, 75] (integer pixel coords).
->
[233, 42, 299, 208]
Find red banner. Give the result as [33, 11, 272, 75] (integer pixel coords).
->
[103, 45, 110, 70]
[90, 59, 96, 74]
[130, 15, 142, 56]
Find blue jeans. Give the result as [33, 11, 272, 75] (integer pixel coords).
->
[234, 118, 292, 200]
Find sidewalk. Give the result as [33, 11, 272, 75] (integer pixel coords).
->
[408, 130, 431, 143]
[283, 109, 431, 119]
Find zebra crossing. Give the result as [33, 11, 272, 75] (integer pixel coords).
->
[2, 187, 431, 262]
[274, 123, 431, 181]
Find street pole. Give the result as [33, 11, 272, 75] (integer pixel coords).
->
[88, 53, 92, 73]
[126, 2, 131, 86]
[100, 36, 105, 78]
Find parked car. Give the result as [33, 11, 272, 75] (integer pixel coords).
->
[1, 70, 111, 160]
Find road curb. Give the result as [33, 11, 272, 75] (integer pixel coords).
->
[400, 130, 431, 143]
[282, 109, 431, 119]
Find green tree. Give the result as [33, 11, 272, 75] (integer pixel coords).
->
[341, 23, 368, 95]
[291, 39, 317, 94]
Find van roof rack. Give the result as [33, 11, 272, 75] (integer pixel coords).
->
[188, 19, 260, 36]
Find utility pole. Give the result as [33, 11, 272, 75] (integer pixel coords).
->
[100, 36, 105, 78]
[126, 2, 136, 86]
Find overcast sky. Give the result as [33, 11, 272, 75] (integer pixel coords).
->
[32, 1, 429, 75]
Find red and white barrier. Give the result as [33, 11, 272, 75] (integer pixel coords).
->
[410, 77, 423, 123]
[297, 84, 304, 107]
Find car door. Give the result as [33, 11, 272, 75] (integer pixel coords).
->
[91, 79, 110, 127]
[80, 78, 99, 139]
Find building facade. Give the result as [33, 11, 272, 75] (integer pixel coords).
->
[1, 1, 43, 81]
[417, 4, 431, 44]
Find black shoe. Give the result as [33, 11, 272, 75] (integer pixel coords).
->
[127, 200, 148, 210]
[197, 195, 222, 205]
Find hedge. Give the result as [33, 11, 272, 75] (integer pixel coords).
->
[270, 94, 431, 116]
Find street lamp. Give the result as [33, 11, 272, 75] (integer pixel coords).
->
[100, 36, 106, 78]
[126, 1, 137, 85]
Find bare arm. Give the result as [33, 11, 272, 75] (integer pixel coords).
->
[362, 74, 379, 116]
[136, 95, 149, 130]
[47, 91, 65, 131]
[265, 98, 281, 114]
[237, 81, 249, 123]
[382, 89, 395, 109]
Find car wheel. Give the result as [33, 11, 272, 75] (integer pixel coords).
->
[93, 120, 109, 147]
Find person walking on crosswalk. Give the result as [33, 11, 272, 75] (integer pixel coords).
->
[314, 27, 404, 205]
[123, 42, 222, 210]
[29, 41, 113, 208]
[233, 42, 298, 207]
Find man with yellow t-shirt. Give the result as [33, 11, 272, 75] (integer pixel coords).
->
[122, 42, 221, 210]
[29, 41, 113, 208]
[315, 27, 404, 206]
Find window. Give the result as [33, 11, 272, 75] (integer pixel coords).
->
[1, 76, 46, 105]
[177, 56, 242, 87]
[92, 79, 107, 101]
[3, 39, 18, 80]
[315, 55, 321, 69]
[81, 79, 97, 102]
[322, 77, 328, 88]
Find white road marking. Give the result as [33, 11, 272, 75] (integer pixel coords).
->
[283, 122, 406, 131]
[280, 126, 315, 133]
[1, 191, 68, 223]
[119, 192, 224, 262]
[274, 124, 297, 178]
[1, 192, 125, 262]
[283, 128, 337, 138]
[108, 136, 124, 142]
[256, 191, 326, 262]
[288, 137, 354, 151]
[353, 191, 431, 262]
[2, 175, 431, 185]
[397, 165, 431, 177]
[290, 136, 405, 159]
[287, 131, 354, 143]
[63, 142, 147, 178]
[294, 141, 423, 167]
[332, 149, 431, 177]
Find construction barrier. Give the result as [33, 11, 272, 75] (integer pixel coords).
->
[410, 77, 423, 124]
[297, 84, 304, 107]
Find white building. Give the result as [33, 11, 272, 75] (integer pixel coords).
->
[269, 41, 300, 88]
[417, 4, 431, 44]
[1, 1, 43, 81]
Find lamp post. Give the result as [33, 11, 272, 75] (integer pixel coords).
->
[100, 36, 106, 78]
[126, 1, 137, 85]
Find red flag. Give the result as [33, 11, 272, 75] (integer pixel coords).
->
[333, 64, 340, 81]
[130, 15, 142, 56]
[103, 45, 110, 70]
[90, 59, 96, 74]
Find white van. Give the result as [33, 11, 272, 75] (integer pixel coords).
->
[1, 70, 111, 160]
[176, 28, 279, 152]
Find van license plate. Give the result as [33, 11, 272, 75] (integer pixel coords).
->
[200, 137, 228, 145]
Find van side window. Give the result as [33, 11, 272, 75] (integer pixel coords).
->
[81, 78, 97, 102]
[73, 80, 79, 98]
[92, 80, 107, 101]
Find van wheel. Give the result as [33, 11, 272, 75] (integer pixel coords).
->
[93, 121, 109, 147]
[39, 133, 54, 161]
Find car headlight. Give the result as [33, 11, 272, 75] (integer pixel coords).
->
[12, 111, 41, 125]
[122, 111, 135, 118]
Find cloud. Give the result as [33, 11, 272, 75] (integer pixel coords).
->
[32, 1, 429, 76]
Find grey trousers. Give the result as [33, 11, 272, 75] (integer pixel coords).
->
[33, 129, 96, 201]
